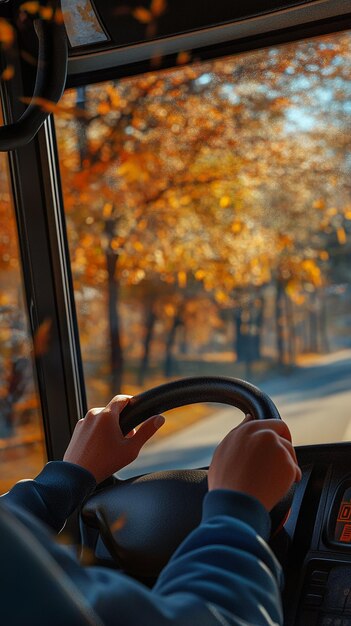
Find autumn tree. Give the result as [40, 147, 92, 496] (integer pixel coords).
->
[55, 30, 351, 392]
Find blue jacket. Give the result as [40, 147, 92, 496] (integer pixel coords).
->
[2, 461, 283, 625]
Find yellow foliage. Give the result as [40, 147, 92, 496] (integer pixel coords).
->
[164, 304, 175, 316]
[313, 198, 325, 210]
[327, 207, 338, 216]
[231, 221, 243, 234]
[337, 227, 347, 245]
[177, 271, 187, 288]
[195, 269, 206, 280]
[301, 259, 322, 287]
[215, 289, 229, 304]
[286, 281, 306, 305]
[133, 241, 144, 252]
[103, 203, 113, 218]
[220, 196, 231, 208]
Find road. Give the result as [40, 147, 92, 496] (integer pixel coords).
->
[119, 350, 351, 478]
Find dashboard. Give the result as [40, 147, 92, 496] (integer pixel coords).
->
[80, 440, 351, 625]
[285, 445, 351, 625]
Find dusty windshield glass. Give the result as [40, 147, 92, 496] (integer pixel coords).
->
[56, 30, 351, 474]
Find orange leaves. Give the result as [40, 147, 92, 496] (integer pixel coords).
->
[150, 0, 167, 17]
[133, 0, 167, 23]
[55, 33, 351, 307]
[277, 234, 293, 251]
[1, 65, 14, 81]
[19, 2, 62, 22]
[219, 196, 231, 208]
[177, 271, 187, 288]
[103, 203, 114, 218]
[20, 2, 41, 14]
[110, 514, 126, 534]
[301, 259, 322, 287]
[177, 51, 192, 66]
[132, 7, 153, 23]
[97, 101, 112, 116]
[313, 198, 325, 210]
[337, 227, 347, 245]
[0, 18, 14, 49]
[231, 221, 243, 234]
[33, 319, 52, 357]
[20, 96, 90, 120]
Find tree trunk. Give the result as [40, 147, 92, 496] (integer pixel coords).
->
[105, 218, 123, 395]
[308, 292, 319, 353]
[275, 281, 285, 365]
[76, 86, 88, 166]
[234, 308, 245, 362]
[319, 291, 329, 353]
[284, 293, 296, 365]
[252, 296, 264, 361]
[164, 305, 183, 378]
[138, 304, 156, 387]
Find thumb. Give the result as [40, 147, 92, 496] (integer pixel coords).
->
[130, 415, 165, 451]
[237, 413, 254, 427]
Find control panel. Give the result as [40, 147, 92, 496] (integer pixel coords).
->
[298, 562, 351, 626]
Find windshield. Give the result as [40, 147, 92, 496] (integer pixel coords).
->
[55, 29, 351, 474]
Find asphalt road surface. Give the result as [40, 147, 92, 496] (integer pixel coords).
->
[119, 349, 351, 478]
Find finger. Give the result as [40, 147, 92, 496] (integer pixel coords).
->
[278, 438, 302, 481]
[126, 428, 137, 439]
[246, 419, 293, 443]
[129, 415, 165, 451]
[278, 436, 298, 464]
[106, 395, 132, 420]
[90, 407, 104, 416]
[81, 407, 104, 420]
[243, 413, 254, 423]
[234, 413, 254, 430]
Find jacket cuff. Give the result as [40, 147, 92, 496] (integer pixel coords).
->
[38, 460, 97, 503]
[202, 490, 271, 540]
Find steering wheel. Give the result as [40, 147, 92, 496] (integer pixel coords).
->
[81, 376, 292, 580]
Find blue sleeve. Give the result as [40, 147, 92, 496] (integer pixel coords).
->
[2, 464, 283, 625]
[1, 461, 96, 532]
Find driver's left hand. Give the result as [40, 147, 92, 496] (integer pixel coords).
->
[63, 395, 165, 483]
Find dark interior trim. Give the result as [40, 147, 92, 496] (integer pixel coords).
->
[67, 0, 351, 83]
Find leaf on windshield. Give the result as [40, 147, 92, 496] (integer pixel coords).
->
[110, 513, 126, 534]
[1, 65, 14, 81]
[33, 319, 52, 357]
[20, 96, 91, 119]
[0, 18, 14, 49]
[132, 7, 152, 24]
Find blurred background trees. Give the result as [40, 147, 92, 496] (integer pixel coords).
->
[54, 30, 351, 402]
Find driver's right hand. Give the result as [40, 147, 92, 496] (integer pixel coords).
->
[208, 416, 302, 511]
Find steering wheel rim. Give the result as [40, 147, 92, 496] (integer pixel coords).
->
[119, 376, 281, 435]
[82, 376, 289, 580]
